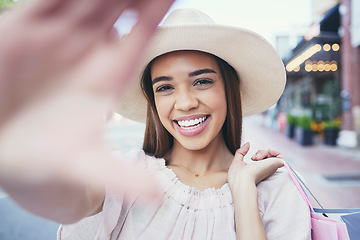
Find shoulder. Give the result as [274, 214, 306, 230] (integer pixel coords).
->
[257, 167, 304, 207]
[257, 167, 292, 192]
[257, 167, 311, 240]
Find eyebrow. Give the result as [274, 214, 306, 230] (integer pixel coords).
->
[152, 76, 172, 85]
[188, 68, 217, 77]
[152, 68, 217, 85]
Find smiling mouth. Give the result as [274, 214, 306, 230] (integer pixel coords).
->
[174, 115, 209, 130]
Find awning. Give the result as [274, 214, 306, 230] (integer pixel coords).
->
[284, 4, 341, 76]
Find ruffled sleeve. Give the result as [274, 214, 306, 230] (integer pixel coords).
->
[57, 213, 102, 240]
[57, 149, 143, 240]
[257, 168, 311, 240]
[96, 149, 149, 240]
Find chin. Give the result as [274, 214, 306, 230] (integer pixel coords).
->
[177, 140, 210, 151]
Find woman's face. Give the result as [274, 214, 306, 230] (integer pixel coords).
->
[151, 51, 227, 151]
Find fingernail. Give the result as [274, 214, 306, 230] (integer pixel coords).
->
[236, 149, 245, 156]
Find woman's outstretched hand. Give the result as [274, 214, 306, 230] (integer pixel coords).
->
[228, 143, 284, 188]
[0, 0, 174, 217]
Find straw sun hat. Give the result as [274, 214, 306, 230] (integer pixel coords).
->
[117, 8, 286, 123]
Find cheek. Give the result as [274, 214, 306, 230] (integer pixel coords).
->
[206, 87, 227, 117]
[213, 97, 227, 121]
[154, 97, 172, 126]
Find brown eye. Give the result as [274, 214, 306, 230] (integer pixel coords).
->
[193, 79, 214, 87]
[155, 85, 173, 93]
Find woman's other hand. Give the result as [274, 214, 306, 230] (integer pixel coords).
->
[228, 143, 284, 188]
[229, 143, 284, 240]
[251, 148, 284, 161]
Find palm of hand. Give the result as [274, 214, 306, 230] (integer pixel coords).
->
[0, 0, 174, 199]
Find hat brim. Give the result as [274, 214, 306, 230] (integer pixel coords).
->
[117, 24, 286, 123]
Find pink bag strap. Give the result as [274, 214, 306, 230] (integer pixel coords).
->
[281, 160, 315, 214]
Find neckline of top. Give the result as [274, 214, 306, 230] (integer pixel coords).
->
[148, 155, 232, 196]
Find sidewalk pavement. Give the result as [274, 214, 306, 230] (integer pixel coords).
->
[242, 116, 360, 209]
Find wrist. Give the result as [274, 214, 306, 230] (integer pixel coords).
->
[229, 176, 258, 198]
[231, 179, 266, 240]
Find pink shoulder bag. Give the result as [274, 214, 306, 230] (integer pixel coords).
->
[282, 160, 360, 240]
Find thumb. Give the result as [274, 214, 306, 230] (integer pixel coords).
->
[233, 142, 250, 162]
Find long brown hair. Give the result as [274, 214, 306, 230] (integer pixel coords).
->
[140, 51, 242, 158]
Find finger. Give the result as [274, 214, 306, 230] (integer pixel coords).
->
[22, 0, 133, 52]
[233, 142, 251, 162]
[254, 158, 285, 185]
[106, 27, 120, 43]
[70, 0, 175, 98]
[251, 150, 268, 161]
[108, 0, 175, 93]
[29, 0, 129, 30]
[26, 0, 69, 16]
[251, 149, 283, 160]
[68, 0, 134, 34]
[268, 149, 283, 158]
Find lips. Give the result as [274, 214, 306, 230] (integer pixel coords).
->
[173, 114, 210, 136]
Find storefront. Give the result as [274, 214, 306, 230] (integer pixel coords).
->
[282, 37, 341, 121]
[279, 4, 342, 145]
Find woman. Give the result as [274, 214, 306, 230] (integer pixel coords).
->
[57, 9, 311, 240]
[0, 1, 310, 239]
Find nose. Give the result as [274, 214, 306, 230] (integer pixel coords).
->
[174, 88, 199, 111]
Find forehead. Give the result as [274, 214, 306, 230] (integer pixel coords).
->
[150, 51, 219, 76]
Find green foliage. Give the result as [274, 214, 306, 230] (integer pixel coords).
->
[0, 0, 15, 9]
[323, 120, 340, 130]
[297, 115, 312, 130]
[286, 114, 297, 126]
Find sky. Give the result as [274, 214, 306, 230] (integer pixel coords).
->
[168, 0, 313, 46]
[115, 0, 314, 49]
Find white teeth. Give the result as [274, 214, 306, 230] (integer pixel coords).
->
[178, 116, 207, 128]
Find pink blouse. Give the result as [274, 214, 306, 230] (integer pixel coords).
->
[58, 149, 311, 240]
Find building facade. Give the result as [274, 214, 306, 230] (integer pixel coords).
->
[279, 0, 360, 147]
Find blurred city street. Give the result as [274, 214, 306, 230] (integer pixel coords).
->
[1, 116, 359, 240]
[0, 194, 59, 240]
[242, 116, 360, 209]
